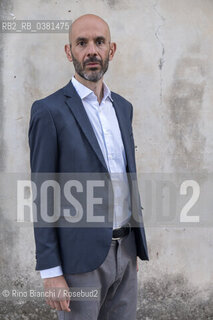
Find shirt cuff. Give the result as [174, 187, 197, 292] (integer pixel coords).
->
[40, 266, 63, 279]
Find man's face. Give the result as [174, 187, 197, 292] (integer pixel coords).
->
[70, 40, 110, 82]
[66, 17, 115, 82]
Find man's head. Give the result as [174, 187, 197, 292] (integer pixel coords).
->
[65, 14, 116, 83]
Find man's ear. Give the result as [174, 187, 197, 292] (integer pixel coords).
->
[109, 42, 116, 61]
[65, 44, 73, 62]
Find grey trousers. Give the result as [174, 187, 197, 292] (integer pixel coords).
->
[57, 229, 138, 320]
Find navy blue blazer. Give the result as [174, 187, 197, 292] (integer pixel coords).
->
[28, 80, 149, 274]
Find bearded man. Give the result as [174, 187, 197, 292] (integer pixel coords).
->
[28, 13, 148, 320]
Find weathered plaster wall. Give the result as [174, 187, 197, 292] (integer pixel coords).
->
[0, 0, 212, 319]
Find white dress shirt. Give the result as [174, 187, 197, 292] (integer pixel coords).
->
[40, 76, 132, 278]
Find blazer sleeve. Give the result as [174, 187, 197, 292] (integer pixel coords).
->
[28, 100, 62, 270]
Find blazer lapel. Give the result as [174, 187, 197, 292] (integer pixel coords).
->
[63, 81, 109, 172]
[111, 94, 135, 172]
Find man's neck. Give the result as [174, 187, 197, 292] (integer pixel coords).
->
[74, 73, 104, 104]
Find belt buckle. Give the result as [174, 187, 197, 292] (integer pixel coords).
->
[112, 236, 121, 240]
[112, 222, 131, 240]
[112, 226, 121, 240]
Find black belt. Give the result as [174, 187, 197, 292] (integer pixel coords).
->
[112, 222, 132, 240]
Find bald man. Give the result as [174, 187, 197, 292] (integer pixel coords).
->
[28, 13, 148, 320]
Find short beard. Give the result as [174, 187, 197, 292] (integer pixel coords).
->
[70, 51, 109, 82]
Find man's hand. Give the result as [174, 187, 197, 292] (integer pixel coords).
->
[136, 257, 139, 272]
[43, 275, 71, 312]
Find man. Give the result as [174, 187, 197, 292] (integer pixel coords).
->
[28, 14, 148, 320]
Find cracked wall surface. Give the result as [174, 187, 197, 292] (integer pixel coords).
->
[0, 0, 213, 319]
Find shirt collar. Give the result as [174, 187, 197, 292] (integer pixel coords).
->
[71, 75, 113, 103]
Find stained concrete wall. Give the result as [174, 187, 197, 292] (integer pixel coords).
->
[0, 0, 213, 319]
